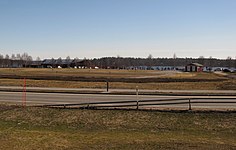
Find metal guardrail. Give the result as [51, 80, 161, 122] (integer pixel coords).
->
[42, 97, 236, 110]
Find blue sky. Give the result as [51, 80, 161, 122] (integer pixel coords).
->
[0, 0, 236, 59]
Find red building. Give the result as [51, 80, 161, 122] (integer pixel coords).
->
[185, 63, 203, 72]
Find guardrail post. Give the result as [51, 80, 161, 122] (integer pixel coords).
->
[188, 98, 191, 110]
[63, 104, 66, 109]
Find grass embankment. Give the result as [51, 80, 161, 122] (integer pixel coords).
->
[0, 68, 235, 90]
[0, 104, 235, 149]
[0, 68, 227, 79]
[1, 78, 236, 90]
[0, 68, 162, 78]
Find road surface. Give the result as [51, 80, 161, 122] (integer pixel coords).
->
[0, 86, 236, 95]
[0, 91, 236, 110]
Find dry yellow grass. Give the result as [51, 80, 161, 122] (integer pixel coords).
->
[0, 68, 160, 78]
[0, 78, 234, 90]
[0, 105, 236, 149]
[0, 68, 234, 90]
[0, 68, 226, 79]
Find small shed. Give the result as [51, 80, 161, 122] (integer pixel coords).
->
[185, 63, 203, 72]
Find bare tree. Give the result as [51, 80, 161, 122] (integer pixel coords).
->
[235, 56, 236, 68]
[173, 53, 177, 59]
[226, 56, 232, 68]
[0, 54, 3, 67]
[5, 54, 9, 59]
[147, 54, 153, 59]
[66, 56, 71, 68]
[21, 52, 29, 60]
[16, 54, 22, 60]
[4, 54, 10, 67]
[57, 57, 62, 68]
[21, 52, 32, 67]
[11, 54, 16, 60]
[199, 56, 204, 59]
[51, 58, 55, 68]
[74, 57, 79, 68]
[198, 56, 205, 65]
[66, 56, 70, 60]
[36, 57, 41, 61]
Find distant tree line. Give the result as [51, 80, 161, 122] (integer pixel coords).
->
[0, 53, 33, 67]
[0, 53, 236, 69]
[92, 57, 236, 69]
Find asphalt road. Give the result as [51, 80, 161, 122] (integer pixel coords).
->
[1, 86, 236, 95]
[0, 91, 236, 110]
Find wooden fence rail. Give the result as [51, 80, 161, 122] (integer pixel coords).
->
[42, 97, 236, 110]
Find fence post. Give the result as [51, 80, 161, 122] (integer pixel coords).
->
[137, 100, 139, 110]
[106, 81, 109, 92]
[188, 98, 192, 110]
[136, 86, 139, 99]
[22, 78, 26, 107]
[87, 104, 90, 109]
[136, 86, 139, 110]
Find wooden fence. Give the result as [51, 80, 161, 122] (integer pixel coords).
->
[42, 97, 236, 110]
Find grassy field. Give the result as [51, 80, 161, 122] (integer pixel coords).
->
[0, 68, 228, 79]
[0, 68, 174, 78]
[1, 78, 236, 90]
[0, 104, 235, 149]
[0, 68, 236, 90]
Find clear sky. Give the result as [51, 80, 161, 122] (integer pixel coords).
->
[0, 0, 236, 59]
